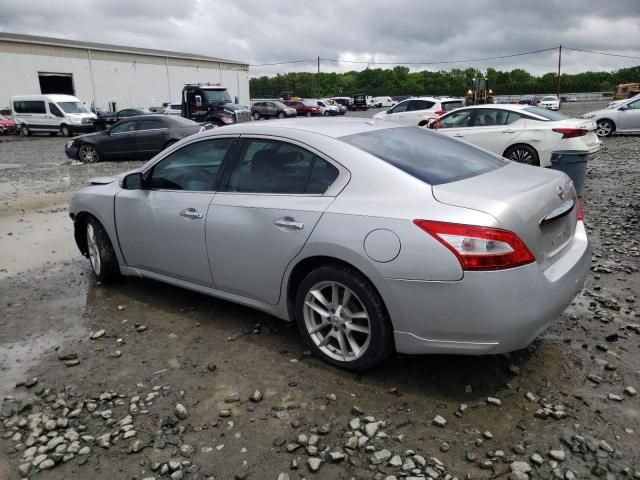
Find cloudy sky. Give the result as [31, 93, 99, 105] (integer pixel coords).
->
[1, 0, 638, 77]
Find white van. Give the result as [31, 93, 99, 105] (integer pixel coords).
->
[11, 94, 97, 137]
[368, 96, 395, 108]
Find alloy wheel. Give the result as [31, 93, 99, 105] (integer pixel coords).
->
[596, 121, 612, 137]
[79, 145, 98, 163]
[86, 223, 101, 275]
[508, 148, 534, 164]
[303, 281, 371, 362]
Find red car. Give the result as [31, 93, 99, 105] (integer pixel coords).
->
[283, 100, 321, 117]
[0, 114, 16, 134]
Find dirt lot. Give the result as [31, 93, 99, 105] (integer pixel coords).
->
[0, 102, 638, 480]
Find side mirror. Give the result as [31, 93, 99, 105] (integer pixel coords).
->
[122, 172, 143, 190]
[195, 95, 202, 107]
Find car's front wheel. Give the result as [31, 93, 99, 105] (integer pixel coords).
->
[85, 217, 120, 283]
[79, 144, 100, 163]
[595, 119, 614, 137]
[252, 112, 260, 120]
[295, 264, 393, 371]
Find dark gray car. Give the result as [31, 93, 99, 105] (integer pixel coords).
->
[251, 101, 297, 120]
[65, 115, 207, 163]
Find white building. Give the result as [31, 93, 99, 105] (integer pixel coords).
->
[0, 32, 250, 110]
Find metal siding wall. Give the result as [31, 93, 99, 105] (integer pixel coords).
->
[0, 41, 250, 109]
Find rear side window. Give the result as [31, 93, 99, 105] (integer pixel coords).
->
[13, 101, 46, 114]
[227, 139, 338, 194]
[340, 127, 506, 185]
[409, 100, 435, 111]
[138, 119, 164, 130]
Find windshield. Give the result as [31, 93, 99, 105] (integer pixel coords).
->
[542, 96, 558, 101]
[202, 89, 232, 104]
[523, 107, 569, 121]
[58, 102, 89, 114]
[340, 127, 506, 185]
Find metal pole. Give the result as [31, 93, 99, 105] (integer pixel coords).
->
[87, 49, 97, 108]
[556, 45, 562, 99]
[317, 56, 320, 98]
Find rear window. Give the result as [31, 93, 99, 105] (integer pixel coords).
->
[523, 107, 569, 121]
[340, 127, 506, 185]
[13, 100, 46, 114]
[442, 101, 464, 112]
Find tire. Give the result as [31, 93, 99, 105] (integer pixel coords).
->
[294, 264, 393, 371]
[595, 119, 614, 137]
[85, 217, 120, 283]
[61, 125, 72, 137]
[323, 111, 330, 116]
[79, 143, 100, 163]
[503, 144, 540, 166]
[305, 111, 312, 117]
[252, 112, 260, 120]
[278, 111, 285, 119]
[21, 124, 30, 136]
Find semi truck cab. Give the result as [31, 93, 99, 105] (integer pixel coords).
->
[181, 84, 252, 126]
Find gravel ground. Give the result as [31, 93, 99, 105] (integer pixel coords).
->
[0, 102, 638, 480]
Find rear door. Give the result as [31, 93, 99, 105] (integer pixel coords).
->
[115, 137, 237, 285]
[458, 109, 525, 154]
[135, 118, 170, 156]
[407, 100, 436, 125]
[206, 137, 341, 304]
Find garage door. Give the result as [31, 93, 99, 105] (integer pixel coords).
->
[38, 72, 75, 96]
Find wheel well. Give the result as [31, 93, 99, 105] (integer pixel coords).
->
[598, 118, 616, 130]
[503, 143, 540, 165]
[73, 212, 91, 257]
[285, 255, 389, 321]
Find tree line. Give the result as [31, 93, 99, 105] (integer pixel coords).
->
[249, 65, 640, 98]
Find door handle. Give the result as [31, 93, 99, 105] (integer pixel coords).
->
[453, 133, 464, 138]
[273, 217, 304, 230]
[502, 129, 516, 134]
[179, 208, 203, 219]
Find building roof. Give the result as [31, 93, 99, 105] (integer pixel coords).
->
[0, 32, 248, 66]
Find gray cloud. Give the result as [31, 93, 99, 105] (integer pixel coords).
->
[0, 0, 638, 76]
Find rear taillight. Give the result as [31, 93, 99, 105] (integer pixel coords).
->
[435, 110, 446, 116]
[413, 220, 535, 271]
[576, 198, 584, 221]
[552, 128, 587, 139]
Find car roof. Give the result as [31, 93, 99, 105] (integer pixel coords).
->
[202, 117, 400, 139]
[456, 104, 531, 111]
[11, 94, 81, 102]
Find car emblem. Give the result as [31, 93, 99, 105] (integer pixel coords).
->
[557, 186, 565, 200]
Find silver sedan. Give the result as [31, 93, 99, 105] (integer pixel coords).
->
[69, 118, 590, 371]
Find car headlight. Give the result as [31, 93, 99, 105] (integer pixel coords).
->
[581, 114, 596, 119]
[66, 141, 74, 148]
[221, 116, 235, 124]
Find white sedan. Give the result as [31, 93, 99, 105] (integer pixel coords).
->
[539, 95, 560, 111]
[428, 104, 600, 167]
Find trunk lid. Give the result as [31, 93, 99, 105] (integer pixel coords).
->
[432, 162, 577, 270]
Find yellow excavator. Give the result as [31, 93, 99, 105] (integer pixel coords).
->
[465, 77, 494, 105]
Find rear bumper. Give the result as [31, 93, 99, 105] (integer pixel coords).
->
[387, 222, 590, 355]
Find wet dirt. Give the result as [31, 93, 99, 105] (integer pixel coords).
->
[0, 103, 638, 480]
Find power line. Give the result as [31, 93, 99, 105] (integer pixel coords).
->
[562, 47, 640, 60]
[321, 47, 559, 66]
[250, 58, 315, 67]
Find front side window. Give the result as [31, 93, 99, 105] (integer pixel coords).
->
[625, 99, 640, 110]
[110, 121, 137, 134]
[227, 139, 338, 194]
[49, 103, 64, 117]
[439, 110, 473, 129]
[149, 138, 234, 191]
[390, 101, 409, 114]
[340, 127, 506, 185]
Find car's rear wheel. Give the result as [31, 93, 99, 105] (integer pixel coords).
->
[295, 264, 393, 371]
[21, 124, 30, 136]
[323, 111, 330, 116]
[85, 217, 120, 283]
[61, 125, 72, 137]
[252, 112, 260, 120]
[79, 144, 100, 163]
[595, 119, 614, 137]
[504, 144, 539, 166]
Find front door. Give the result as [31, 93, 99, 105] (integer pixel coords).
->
[206, 137, 340, 304]
[115, 137, 237, 285]
[618, 99, 640, 131]
[101, 119, 138, 157]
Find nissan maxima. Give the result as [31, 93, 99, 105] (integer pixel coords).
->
[69, 119, 590, 371]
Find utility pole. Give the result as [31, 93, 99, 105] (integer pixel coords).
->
[556, 44, 562, 99]
[317, 56, 320, 98]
